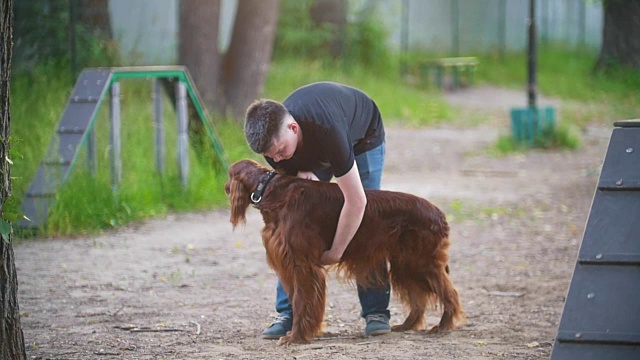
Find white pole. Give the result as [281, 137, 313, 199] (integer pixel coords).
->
[176, 82, 189, 189]
[153, 79, 165, 174]
[110, 82, 122, 191]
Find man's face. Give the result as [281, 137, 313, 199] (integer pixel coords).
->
[263, 123, 297, 162]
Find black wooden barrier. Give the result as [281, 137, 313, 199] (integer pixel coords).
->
[551, 120, 640, 359]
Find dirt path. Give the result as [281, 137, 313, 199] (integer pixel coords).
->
[15, 86, 612, 359]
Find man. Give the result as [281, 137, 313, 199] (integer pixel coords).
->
[244, 81, 390, 339]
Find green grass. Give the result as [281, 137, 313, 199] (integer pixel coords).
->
[445, 199, 525, 223]
[490, 123, 581, 156]
[474, 44, 640, 152]
[476, 45, 640, 127]
[11, 46, 640, 235]
[264, 58, 454, 126]
[12, 69, 254, 236]
[13, 58, 453, 235]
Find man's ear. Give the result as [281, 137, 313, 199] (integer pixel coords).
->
[288, 121, 298, 134]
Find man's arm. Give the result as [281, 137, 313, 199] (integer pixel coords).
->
[321, 162, 366, 265]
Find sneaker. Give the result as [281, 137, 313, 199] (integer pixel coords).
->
[261, 314, 293, 339]
[364, 314, 391, 336]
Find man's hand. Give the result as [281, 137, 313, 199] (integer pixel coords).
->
[321, 249, 342, 266]
[297, 171, 319, 181]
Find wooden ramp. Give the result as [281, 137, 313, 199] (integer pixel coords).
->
[19, 66, 227, 229]
[551, 120, 640, 359]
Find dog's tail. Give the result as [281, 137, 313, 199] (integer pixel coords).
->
[427, 236, 466, 332]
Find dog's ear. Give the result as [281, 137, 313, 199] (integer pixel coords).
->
[228, 178, 251, 228]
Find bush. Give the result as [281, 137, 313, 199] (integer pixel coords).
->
[274, 0, 394, 73]
[532, 124, 581, 150]
[492, 123, 580, 156]
[13, 0, 119, 73]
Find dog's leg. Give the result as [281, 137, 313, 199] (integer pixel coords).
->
[390, 278, 428, 332]
[277, 264, 326, 345]
[428, 309, 454, 334]
[427, 267, 465, 333]
[388, 257, 427, 332]
[421, 237, 465, 334]
[389, 235, 465, 333]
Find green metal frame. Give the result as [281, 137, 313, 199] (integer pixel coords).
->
[90, 66, 228, 173]
[19, 66, 230, 229]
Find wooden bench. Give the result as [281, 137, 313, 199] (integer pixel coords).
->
[420, 57, 479, 90]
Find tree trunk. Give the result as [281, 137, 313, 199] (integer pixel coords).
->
[596, 0, 640, 70]
[1, 0, 27, 358]
[178, 0, 222, 111]
[178, 0, 279, 122]
[77, 0, 112, 39]
[222, 0, 280, 122]
[310, 0, 347, 58]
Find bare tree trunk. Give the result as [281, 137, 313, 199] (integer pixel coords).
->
[179, 0, 222, 111]
[310, 0, 347, 58]
[178, 0, 279, 122]
[596, 0, 640, 70]
[1, 0, 27, 357]
[222, 0, 280, 122]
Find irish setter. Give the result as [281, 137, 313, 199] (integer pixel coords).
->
[225, 159, 465, 345]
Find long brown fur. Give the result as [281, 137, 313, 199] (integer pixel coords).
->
[225, 159, 465, 345]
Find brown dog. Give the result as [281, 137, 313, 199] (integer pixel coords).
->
[225, 159, 465, 345]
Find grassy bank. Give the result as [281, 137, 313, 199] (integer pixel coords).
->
[11, 59, 450, 235]
[265, 58, 452, 126]
[11, 47, 640, 235]
[13, 73, 239, 235]
[476, 45, 640, 127]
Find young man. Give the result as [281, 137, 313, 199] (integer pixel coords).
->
[244, 81, 390, 339]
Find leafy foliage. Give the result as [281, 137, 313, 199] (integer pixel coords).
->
[274, 0, 393, 73]
[13, 0, 118, 73]
[12, 15, 640, 235]
[343, 14, 394, 73]
[476, 44, 640, 123]
[491, 123, 581, 155]
[13, 1, 70, 69]
[273, 0, 336, 60]
[532, 124, 581, 150]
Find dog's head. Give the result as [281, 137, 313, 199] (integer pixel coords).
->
[224, 159, 272, 228]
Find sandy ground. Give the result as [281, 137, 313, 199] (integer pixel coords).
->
[14, 86, 614, 359]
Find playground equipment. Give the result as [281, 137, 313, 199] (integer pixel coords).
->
[551, 120, 640, 359]
[18, 66, 228, 229]
[510, 0, 556, 144]
[420, 56, 478, 91]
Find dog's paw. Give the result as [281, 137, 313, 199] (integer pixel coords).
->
[277, 333, 310, 346]
[277, 335, 292, 346]
[391, 324, 410, 332]
[427, 323, 454, 334]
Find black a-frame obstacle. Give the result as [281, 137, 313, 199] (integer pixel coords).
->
[551, 120, 640, 359]
[18, 66, 228, 229]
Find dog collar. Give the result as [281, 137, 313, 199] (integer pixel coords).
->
[251, 170, 276, 204]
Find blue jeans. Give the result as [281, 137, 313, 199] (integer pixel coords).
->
[274, 143, 391, 320]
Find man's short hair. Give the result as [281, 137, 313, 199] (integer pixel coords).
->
[244, 99, 289, 153]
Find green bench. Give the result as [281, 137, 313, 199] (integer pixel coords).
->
[420, 57, 479, 90]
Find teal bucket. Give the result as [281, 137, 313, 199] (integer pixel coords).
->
[510, 106, 556, 144]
